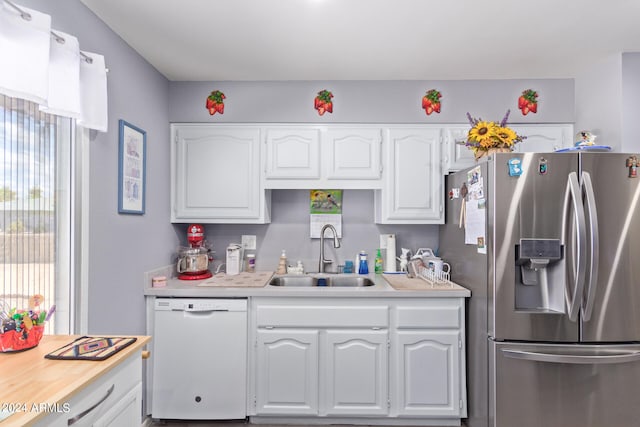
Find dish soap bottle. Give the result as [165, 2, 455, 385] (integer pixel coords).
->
[374, 249, 383, 274]
[358, 250, 369, 274]
[276, 250, 287, 274]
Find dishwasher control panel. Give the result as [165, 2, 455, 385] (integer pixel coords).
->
[154, 298, 247, 312]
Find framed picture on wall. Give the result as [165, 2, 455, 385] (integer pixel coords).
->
[118, 119, 146, 214]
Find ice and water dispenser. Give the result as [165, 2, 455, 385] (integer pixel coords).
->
[515, 238, 565, 312]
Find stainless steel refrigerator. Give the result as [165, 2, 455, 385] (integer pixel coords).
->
[440, 152, 640, 427]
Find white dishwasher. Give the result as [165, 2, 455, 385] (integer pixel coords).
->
[151, 298, 247, 420]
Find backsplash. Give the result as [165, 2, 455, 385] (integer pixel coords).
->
[173, 190, 439, 274]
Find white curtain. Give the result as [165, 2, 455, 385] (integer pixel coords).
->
[0, 1, 108, 132]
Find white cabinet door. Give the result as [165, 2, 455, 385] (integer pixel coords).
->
[255, 329, 319, 415]
[395, 330, 462, 417]
[171, 125, 269, 223]
[324, 128, 382, 180]
[443, 126, 476, 172]
[511, 124, 574, 153]
[375, 128, 443, 224]
[324, 329, 388, 416]
[93, 383, 141, 427]
[262, 126, 383, 189]
[264, 128, 321, 179]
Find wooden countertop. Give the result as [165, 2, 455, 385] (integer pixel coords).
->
[0, 335, 150, 426]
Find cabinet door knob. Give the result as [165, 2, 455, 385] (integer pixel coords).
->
[141, 350, 151, 359]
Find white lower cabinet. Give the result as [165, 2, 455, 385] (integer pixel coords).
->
[250, 297, 466, 423]
[394, 330, 461, 417]
[256, 329, 320, 415]
[391, 298, 467, 419]
[324, 329, 388, 415]
[38, 352, 142, 427]
[93, 383, 142, 427]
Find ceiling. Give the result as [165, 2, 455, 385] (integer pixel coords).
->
[79, 0, 640, 82]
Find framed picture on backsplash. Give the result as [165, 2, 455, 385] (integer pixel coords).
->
[118, 119, 146, 214]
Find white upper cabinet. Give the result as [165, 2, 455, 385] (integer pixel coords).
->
[171, 124, 270, 223]
[511, 124, 574, 153]
[443, 124, 575, 173]
[443, 126, 476, 172]
[324, 128, 382, 180]
[170, 123, 572, 223]
[264, 128, 321, 179]
[262, 125, 383, 189]
[375, 128, 444, 224]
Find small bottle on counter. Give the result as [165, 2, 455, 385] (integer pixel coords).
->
[358, 251, 369, 275]
[374, 249, 383, 274]
[276, 250, 288, 274]
[246, 253, 256, 273]
[344, 260, 354, 274]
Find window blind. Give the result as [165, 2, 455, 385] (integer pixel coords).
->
[1, 94, 71, 333]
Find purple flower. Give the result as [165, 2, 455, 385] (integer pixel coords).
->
[500, 110, 511, 128]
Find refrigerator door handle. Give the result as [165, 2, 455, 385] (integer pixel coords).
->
[562, 172, 587, 322]
[502, 349, 640, 365]
[580, 171, 599, 321]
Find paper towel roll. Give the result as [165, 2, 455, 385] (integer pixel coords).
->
[385, 234, 396, 272]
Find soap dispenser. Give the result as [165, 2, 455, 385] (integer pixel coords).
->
[374, 249, 383, 274]
[357, 250, 369, 274]
[276, 250, 287, 274]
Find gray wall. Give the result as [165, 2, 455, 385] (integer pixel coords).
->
[23, 0, 176, 335]
[170, 79, 574, 124]
[174, 190, 440, 274]
[574, 53, 624, 151]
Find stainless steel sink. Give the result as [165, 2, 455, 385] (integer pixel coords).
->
[269, 276, 317, 287]
[268, 275, 375, 287]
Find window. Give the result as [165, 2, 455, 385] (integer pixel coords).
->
[1, 95, 72, 334]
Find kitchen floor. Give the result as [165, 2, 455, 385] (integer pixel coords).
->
[149, 421, 467, 427]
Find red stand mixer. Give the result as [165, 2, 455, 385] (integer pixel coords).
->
[177, 224, 213, 280]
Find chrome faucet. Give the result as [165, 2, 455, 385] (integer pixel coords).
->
[318, 224, 341, 273]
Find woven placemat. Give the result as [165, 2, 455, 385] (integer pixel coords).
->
[45, 336, 137, 361]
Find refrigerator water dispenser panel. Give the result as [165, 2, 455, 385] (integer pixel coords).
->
[516, 238, 562, 285]
[515, 238, 565, 313]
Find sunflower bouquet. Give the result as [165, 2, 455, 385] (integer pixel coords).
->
[465, 110, 525, 159]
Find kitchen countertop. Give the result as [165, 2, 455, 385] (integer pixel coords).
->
[0, 335, 150, 426]
[144, 271, 470, 298]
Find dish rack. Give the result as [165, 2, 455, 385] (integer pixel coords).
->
[416, 265, 454, 287]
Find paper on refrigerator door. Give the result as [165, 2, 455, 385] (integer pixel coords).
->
[464, 166, 487, 253]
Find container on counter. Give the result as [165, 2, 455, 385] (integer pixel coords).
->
[276, 250, 288, 274]
[152, 276, 167, 287]
[374, 249, 383, 274]
[344, 260, 354, 274]
[358, 251, 369, 275]
[245, 254, 256, 273]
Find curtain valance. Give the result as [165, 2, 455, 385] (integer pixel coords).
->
[0, 1, 108, 131]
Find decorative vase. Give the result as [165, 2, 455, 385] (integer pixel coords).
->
[474, 147, 512, 161]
